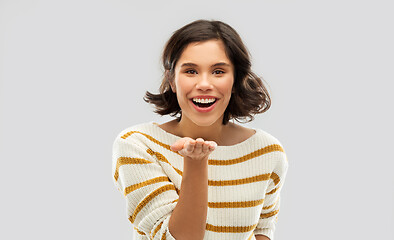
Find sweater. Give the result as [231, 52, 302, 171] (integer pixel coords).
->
[112, 121, 288, 240]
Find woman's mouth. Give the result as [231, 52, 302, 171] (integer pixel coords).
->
[191, 98, 217, 107]
[190, 98, 218, 113]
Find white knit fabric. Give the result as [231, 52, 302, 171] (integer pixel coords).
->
[112, 121, 288, 240]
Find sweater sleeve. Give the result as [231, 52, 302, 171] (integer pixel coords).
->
[112, 134, 178, 240]
[254, 155, 289, 240]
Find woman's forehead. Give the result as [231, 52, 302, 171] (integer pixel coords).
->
[177, 40, 232, 68]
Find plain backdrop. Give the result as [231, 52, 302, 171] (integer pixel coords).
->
[1, 0, 393, 239]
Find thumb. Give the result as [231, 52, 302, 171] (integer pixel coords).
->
[170, 137, 193, 151]
[170, 138, 187, 151]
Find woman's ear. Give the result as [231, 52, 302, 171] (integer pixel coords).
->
[170, 81, 176, 93]
[166, 70, 176, 93]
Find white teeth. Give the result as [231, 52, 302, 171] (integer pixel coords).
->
[192, 98, 216, 103]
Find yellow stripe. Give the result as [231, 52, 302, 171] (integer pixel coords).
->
[248, 231, 254, 240]
[208, 173, 270, 186]
[147, 149, 183, 178]
[208, 198, 264, 208]
[262, 198, 279, 210]
[270, 172, 280, 185]
[145, 149, 181, 195]
[173, 167, 183, 176]
[147, 149, 171, 164]
[266, 187, 279, 195]
[129, 184, 176, 223]
[146, 149, 183, 177]
[206, 222, 258, 233]
[161, 230, 167, 240]
[133, 222, 169, 239]
[209, 144, 284, 166]
[260, 209, 279, 219]
[122, 130, 181, 155]
[133, 226, 146, 236]
[265, 172, 282, 195]
[114, 157, 152, 181]
[152, 221, 163, 239]
[124, 176, 170, 196]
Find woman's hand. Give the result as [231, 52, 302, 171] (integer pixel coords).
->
[170, 137, 217, 161]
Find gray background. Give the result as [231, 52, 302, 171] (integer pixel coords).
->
[1, 0, 393, 239]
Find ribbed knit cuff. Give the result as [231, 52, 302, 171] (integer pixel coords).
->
[161, 215, 176, 240]
[254, 228, 274, 240]
[165, 225, 176, 240]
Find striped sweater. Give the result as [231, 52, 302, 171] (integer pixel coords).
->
[112, 121, 288, 240]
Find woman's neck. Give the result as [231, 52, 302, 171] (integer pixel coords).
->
[158, 118, 255, 146]
[163, 117, 231, 144]
[180, 119, 226, 142]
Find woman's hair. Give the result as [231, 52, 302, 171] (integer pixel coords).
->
[143, 19, 271, 125]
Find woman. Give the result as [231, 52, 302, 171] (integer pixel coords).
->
[112, 19, 288, 240]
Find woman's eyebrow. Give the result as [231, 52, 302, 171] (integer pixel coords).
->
[180, 62, 198, 68]
[211, 62, 231, 67]
[180, 62, 231, 68]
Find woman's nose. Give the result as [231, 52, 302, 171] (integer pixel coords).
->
[196, 73, 213, 90]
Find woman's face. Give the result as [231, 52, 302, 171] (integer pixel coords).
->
[170, 39, 234, 127]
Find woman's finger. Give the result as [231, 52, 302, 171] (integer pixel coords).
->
[186, 139, 195, 152]
[201, 142, 210, 152]
[194, 138, 204, 153]
[207, 141, 217, 151]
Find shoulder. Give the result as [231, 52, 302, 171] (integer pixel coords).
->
[112, 121, 162, 160]
[253, 127, 288, 168]
[255, 128, 285, 149]
[113, 121, 155, 145]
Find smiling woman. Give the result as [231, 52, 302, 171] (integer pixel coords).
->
[112, 19, 289, 240]
[168, 39, 235, 129]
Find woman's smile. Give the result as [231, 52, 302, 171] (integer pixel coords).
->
[170, 39, 234, 127]
[190, 97, 219, 113]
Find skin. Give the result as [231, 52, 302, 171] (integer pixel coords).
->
[168, 39, 235, 154]
[255, 235, 270, 240]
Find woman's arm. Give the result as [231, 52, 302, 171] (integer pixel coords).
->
[255, 235, 270, 240]
[168, 137, 216, 240]
[253, 146, 289, 239]
[168, 156, 208, 240]
[112, 136, 179, 240]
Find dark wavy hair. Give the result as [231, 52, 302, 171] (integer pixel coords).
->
[143, 19, 271, 125]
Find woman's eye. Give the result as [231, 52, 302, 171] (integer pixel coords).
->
[213, 70, 225, 74]
[185, 69, 197, 74]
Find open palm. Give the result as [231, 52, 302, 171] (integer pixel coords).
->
[170, 137, 217, 161]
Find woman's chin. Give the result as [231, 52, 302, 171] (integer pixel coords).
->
[190, 116, 224, 127]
